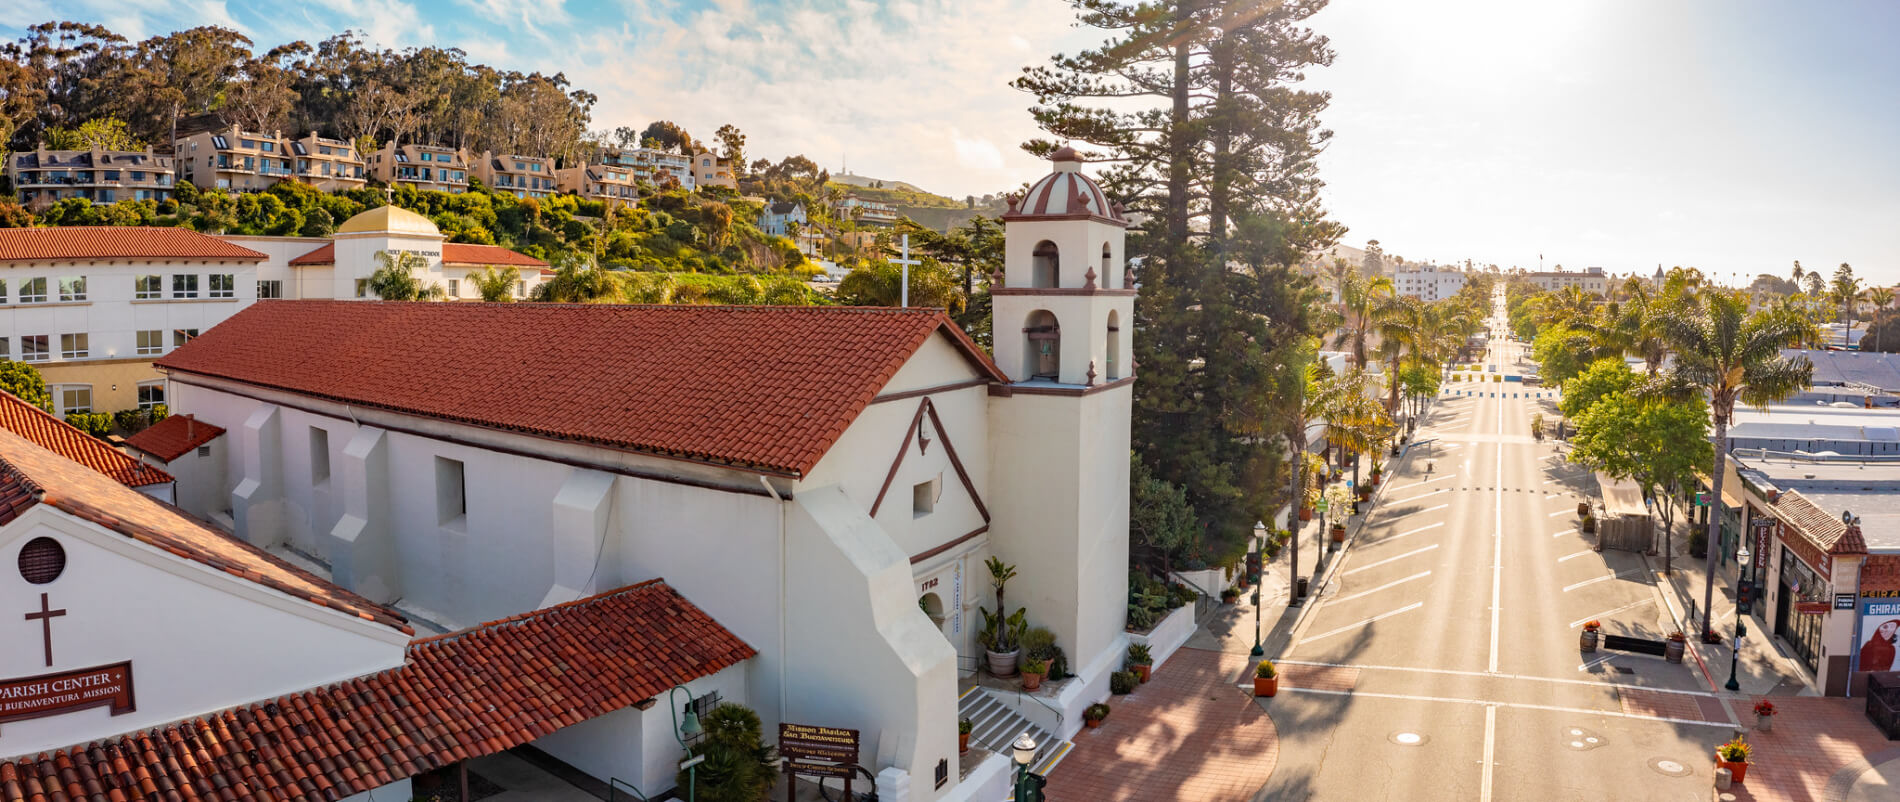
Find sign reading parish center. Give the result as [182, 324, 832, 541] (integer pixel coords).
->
[0, 661, 136, 729]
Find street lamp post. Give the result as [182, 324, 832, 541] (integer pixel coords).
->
[1012, 733, 1038, 801]
[1724, 544, 1752, 692]
[1251, 523, 1266, 657]
[669, 686, 705, 802]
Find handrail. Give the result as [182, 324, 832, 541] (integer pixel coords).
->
[1168, 570, 1221, 626]
[607, 778, 649, 801]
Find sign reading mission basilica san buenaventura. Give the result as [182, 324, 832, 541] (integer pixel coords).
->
[0, 661, 136, 730]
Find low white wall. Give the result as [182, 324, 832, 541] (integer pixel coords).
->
[940, 751, 1012, 802]
[1129, 604, 1195, 670]
[1171, 568, 1230, 597]
[532, 661, 748, 796]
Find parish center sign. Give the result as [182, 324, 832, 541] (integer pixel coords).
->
[0, 661, 136, 731]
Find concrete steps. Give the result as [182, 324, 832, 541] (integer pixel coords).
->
[957, 686, 1073, 781]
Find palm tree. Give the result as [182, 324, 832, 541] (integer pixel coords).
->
[1375, 295, 1423, 413]
[1830, 263, 1862, 348]
[1333, 272, 1393, 370]
[469, 266, 521, 302]
[1867, 287, 1896, 352]
[368, 250, 447, 301]
[1659, 290, 1812, 639]
[532, 254, 620, 303]
[1316, 367, 1394, 495]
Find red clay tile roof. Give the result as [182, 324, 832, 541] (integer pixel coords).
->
[286, 241, 547, 268]
[0, 392, 171, 487]
[122, 413, 227, 463]
[1774, 490, 1866, 555]
[1864, 555, 1900, 593]
[0, 227, 266, 264]
[0, 429, 409, 634]
[0, 580, 753, 802]
[288, 241, 333, 266]
[158, 301, 1006, 476]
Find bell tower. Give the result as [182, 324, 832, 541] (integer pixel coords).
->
[984, 147, 1135, 680]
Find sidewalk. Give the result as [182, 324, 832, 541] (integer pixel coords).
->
[1649, 528, 1815, 699]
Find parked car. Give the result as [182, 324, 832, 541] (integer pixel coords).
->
[1522, 374, 1542, 386]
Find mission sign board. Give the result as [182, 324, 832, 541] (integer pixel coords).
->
[780, 722, 861, 797]
[0, 661, 136, 730]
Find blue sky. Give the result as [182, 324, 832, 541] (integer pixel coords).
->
[4, 0, 1896, 283]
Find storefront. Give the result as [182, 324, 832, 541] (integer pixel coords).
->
[1757, 490, 1868, 696]
[1775, 543, 1827, 674]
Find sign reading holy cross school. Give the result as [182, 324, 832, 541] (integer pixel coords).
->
[0, 661, 136, 729]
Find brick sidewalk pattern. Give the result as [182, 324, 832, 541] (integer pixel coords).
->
[1617, 687, 1728, 724]
[1713, 697, 1891, 802]
[1046, 647, 1278, 802]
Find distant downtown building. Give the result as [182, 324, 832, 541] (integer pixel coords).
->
[4, 146, 175, 207]
[1393, 266, 1467, 301]
[0, 206, 546, 415]
[1522, 266, 1608, 294]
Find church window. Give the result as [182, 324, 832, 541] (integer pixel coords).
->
[311, 427, 331, 484]
[1024, 310, 1061, 381]
[436, 456, 466, 525]
[1101, 242, 1113, 288]
[1031, 241, 1059, 288]
[18, 537, 66, 584]
[1107, 309, 1122, 380]
[913, 477, 940, 518]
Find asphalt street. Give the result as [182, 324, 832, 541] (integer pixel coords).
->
[1256, 287, 1739, 802]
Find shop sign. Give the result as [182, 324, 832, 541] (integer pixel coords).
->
[1855, 591, 1900, 674]
[780, 723, 861, 802]
[1795, 601, 1831, 615]
[0, 661, 135, 729]
[1836, 593, 1857, 611]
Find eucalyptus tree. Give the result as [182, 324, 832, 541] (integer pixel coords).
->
[1660, 290, 1812, 638]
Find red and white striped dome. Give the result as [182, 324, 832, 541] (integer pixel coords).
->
[1003, 147, 1128, 226]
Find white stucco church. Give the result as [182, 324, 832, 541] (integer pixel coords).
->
[1, 149, 1134, 801]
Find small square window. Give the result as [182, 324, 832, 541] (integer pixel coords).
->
[196, 445, 211, 457]
[435, 456, 466, 525]
[258, 279, 283, 299]
[58, 276, 86, 301]
[173, 328, 198, 347]
[172, 274, 199, 299]
[135, 274, 162, 299]
[209, 274, 235, 298]
[912, 478, 939, 518]
[19, 278, 47, 303]
[54, 385, 91, 415]
[59, 333, 88, 359]
[137, 382, 164, 409]
[20, 335, 48, 362]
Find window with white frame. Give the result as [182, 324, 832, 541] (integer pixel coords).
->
[19, 278, 46, 303]
[258, 279, 283, 299]
[0, 338, 8, 360]
[135, 274, 162, 299]
[53, 385, 91, 415]
[136, 330, 163, 355]
[209, 274, 235, 298]
[59, 333, 88, 359]
[20, 335, 48, 362]
[172, 274, 198, 298]
[136, 381, 164, 410]
[58, 276, 86, 301]
[355, 279, 371, 298]
[446, 279, 459, 298]
[173, 328, 198, 347]
[0, 278, 7, 303]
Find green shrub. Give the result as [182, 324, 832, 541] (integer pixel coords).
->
[63, 412, 113, 439]
[678, 703, 774, 802]
[1126, 642, 1153, 666]
[1021, 627, 1058, 662]
[1126, 605, 1156, 631]
[1110, 670, 1139, 695]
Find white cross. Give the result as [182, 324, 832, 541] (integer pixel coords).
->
[891, 234, 923, 308]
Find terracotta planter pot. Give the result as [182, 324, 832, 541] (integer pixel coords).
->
[1299, 507, 1313, 522]
[1665, 640, 1685, 663]
[1371, 473, 1382, 487]
[1021, 671, 1045, 691]
[1580, 630, 1599, 652]
[1331, 525, 1347, 543]
[1254, 676, 1279, 697]
[959, 732, 970, 754]
[1131, 664, 1151, 683]
[1357, 489, 1372, 502]
[986, 648, 1020, 677]
[1716, 755, 1748, 784]
[1577, 502, 1590, 518]
[1085, 717, 1103, 729]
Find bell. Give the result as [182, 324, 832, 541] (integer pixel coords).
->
[680, 709, 703, 738]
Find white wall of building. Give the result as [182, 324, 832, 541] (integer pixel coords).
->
[1394, 269, 1466, 301]
[0, 507, 407, 759]
[532, 661, 748, 796]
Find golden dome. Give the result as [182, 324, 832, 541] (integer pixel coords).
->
[336, 205, 441, 237]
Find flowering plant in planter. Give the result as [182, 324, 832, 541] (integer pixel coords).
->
[1668, 631, 1686, 642]
[1716, 738, 1752, 762]
[1582, 620, 1602, 632]
[1753, 700, 1775, 717]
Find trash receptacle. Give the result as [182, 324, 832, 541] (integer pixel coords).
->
[1296, 577, 1309, 599]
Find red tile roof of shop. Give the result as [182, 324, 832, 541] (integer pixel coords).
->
[1863, 555, 1900, 593]
[1774, 490, 1867, 555]
[157, 300, 1006, 476]
[0, 579, 753, 802]
[0, 227, 266, 263]
[0, 429, 410, 634]
[286, 241, 548, 268]
[0, 392, 171, 487]
[123, 414, 227, 463]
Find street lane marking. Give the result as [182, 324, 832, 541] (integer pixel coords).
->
[1562, 569, 1644, 592]
[1543, 493, 1563, 499]
[1272, 659, 1722, 698]
[1551, 528, 1577, 538]
[1491, 409, 1502, 674]
[1557, 550, 1595, 563]
[1391, 503, 1449, 520]
[1302, 602, 1423, 643]
[1386, 522, 1444, 541]
[1480, 705, 1497, 802]
[1390, 474, 1457, 491]
[1343, 545, 1440, 576]
[1395, 488, 1449, 503]
[1548, 509, 1575, 517]
[1577, 654, 1617, 672]
[1332, 571, 1432, 603]
[1569, 599, 1654, 628]
[1274, 688, 1733, 729]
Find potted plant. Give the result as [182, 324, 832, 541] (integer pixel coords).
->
[1084, 703, 1110, 729]
[1370, 462, 1384, 487]
[1254, 659, 1279, 697]
[958, 717, 972, 754]
[1127, 643, 1154, 683]
[1581, 514, 1596, 534]
[1580, 620, 1601, 652]
[979, 557, 1025, 676]
[1715, 737, 1751, 784]
[1753, 699, 1776, 732]
[1665, 631, 1686, 663]
[1021, 657, 1049, 691]
[1356, 484, 1373, 503]
[1576, 501, 1591, 518]
[1110, 670, 1138, 696]
[1221, 587, 1240, 605]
